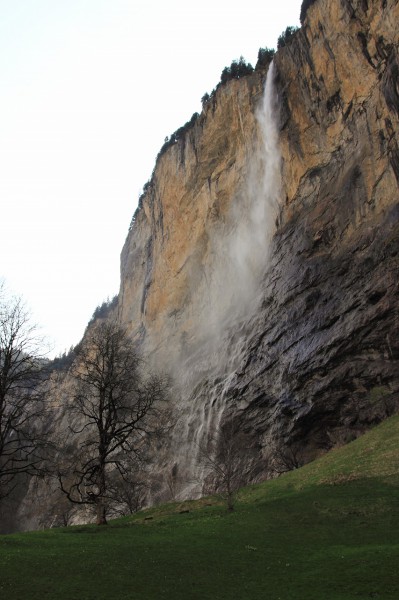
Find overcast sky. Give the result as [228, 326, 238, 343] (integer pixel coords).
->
[0, 0, 301, 357]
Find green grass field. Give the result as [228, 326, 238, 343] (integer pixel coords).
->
[1, 416, 399, 600]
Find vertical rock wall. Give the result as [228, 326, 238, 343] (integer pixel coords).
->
[118, 0, 399, 498]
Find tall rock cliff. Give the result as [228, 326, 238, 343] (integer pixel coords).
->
[6, 0, 398, 531]
[118, 0, 399, 498]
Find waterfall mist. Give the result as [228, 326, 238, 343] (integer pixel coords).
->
[186, 62, 281, 368]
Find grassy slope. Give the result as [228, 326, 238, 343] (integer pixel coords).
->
[1, 416, 399, 600]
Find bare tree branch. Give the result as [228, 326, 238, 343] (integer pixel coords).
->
[197, 422, 253, 511]
[58, 319, 171, 525]
[0, 282, 51, 502]
[269, 441, 304, 475]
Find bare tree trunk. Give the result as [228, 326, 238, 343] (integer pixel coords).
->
[96, 502, 107, 526]
[96, 461, 107, 525]
[227, 484, 234, 512]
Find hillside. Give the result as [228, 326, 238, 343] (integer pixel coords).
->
[1, 416, 398, 599]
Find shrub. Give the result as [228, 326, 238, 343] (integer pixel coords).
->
[277, 26, 300, 49]
[50, 345, 80, 372]
[88, 295, 118, 326]
[220, 56, 254, 85]
[129, 179, 154, 229]
[201, 92, 210, 108]
[255, 47, 275, 71]
[158, 112, 200, 157]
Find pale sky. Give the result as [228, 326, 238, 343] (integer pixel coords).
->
[0, 0, 301, 357]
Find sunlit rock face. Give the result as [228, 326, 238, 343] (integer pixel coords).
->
[119, 72, 272, 361]
[119, 0, 399, 499]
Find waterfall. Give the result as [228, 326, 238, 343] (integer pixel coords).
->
[163, 62, 282, 501]
[226, 61, 281, 315]
[257, 61, 281, 223]
[194, 61, 282, 341]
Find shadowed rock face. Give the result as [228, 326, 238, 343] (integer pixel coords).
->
[265, 0, 399, 452]
[229, 190, 399, 455]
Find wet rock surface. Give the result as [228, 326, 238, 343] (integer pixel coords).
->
[228, 190, 399, 465]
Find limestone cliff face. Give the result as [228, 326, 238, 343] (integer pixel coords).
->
[118, 0, 399, 496]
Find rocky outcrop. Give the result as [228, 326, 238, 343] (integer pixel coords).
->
[118, 0, 399, 496]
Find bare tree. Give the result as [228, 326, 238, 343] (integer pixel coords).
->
[58, 320, 170, 525]
[165, 463, 182, 502]
[105, 459, 149, 517]
[198, 423, 252, 511]
[269, 441, 304, 475]
[0, 282, 49, 501]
